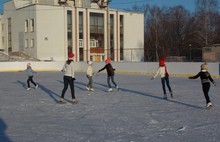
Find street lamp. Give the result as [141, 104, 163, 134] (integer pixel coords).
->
[189, 44, 192, 61]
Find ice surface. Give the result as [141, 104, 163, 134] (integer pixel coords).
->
[0, 72, 220, 142]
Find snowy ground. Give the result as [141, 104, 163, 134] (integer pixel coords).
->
[0, 71, 220, 142]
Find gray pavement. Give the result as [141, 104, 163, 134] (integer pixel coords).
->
[0, 71, 220, 142]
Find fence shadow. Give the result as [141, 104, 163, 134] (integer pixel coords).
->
[0, 117, 12, 142]
[94, 82, 204, 110]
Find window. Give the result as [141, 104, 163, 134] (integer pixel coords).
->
[2, 37, 4, 44]
[90, 13, 104, 34]
[67, 10, 73, 54]
[120, 15, 124, 60]
[30, 19, 34, 32]
[90, 13, 104, 49]
[30, 39, 34, 48]
[25, 20, 28, 32]
[8, 18, 12, 52]
[79, 39, 83, 48]
[90, 39, 98, 47]
[25, 39, 29, 48]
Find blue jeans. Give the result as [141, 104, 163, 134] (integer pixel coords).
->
[161, 76, 172, 95]
[107, 75, 117, 88]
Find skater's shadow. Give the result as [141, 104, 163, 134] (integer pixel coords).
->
[57, 80, 86, 91]
[94, 82, 204, 110]
[37, 84, 60, 103]
[92, 82, 109, 92]
[16, 80, 61, 103]
[0, 117, 12, 142]
[16, 80, 26, 89]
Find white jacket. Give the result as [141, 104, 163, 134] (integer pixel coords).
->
[153, 66, 167, 78]
[62, 61, 75, 78]
[86, 66, 93, 76]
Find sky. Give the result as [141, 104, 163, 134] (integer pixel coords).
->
[110, 0, 197, 12]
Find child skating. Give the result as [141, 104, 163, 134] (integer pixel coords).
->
[188, 63, 216, 109]
[86, 61, 94, 91]
[97, 58, 119, 92]
[59, 53, 78, 104]
[25, 63, 38, 90]
[151, 57, 173, 99]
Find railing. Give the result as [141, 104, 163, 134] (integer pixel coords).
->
[79, 48, 145, 62]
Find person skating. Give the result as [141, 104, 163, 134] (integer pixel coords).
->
[97, 58, 119, 92]
[188, 63, 216, 109]
[151, 57, 173, 99]
[25, 63, 38, 90]
[59, 53, 78, 104]
[86, 61, 95, 91]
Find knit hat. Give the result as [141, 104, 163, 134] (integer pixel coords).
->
[68, 53, 74, 60]
[88, 61, 93, 65]
[27, 63, 31, 67]
[105, 58, 111, 64]
[159, 57, 165, 66]
[201, 63, 208, 70]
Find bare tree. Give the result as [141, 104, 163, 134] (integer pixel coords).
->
[195, 0, 219, 45]
[125, 0, 220, 62]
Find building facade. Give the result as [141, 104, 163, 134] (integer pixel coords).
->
[203, 44, 220, 62]
[1, 0, 144, 61]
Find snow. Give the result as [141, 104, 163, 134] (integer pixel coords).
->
[0, 71, 220, 142]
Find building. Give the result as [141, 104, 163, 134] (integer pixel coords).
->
[203, 44, 220, 62]
[0, 0, 144, 62]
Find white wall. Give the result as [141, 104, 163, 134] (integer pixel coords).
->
[35, 5, 68, 61]
[122, 12, 144, 62]
[0, 62, 219, 77]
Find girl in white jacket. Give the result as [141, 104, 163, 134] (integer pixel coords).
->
[60, 53, 78, 104]
[151, 57, 173, 99]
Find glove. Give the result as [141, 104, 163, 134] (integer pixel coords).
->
[151, 77, 154, 80]
[72, 78, 76, 81]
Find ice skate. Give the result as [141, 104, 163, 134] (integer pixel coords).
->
[35, 84, 38, 89]
[163, 94, 167, 100]
[90, 88, 94, 91]
[116, 86, 120, 91]
[170, 92, 173, 98]
[86, 87, 90, 91]
[26, 88, 31, 91]
[107, 88, 112, 92]
[59, 98, 66, 103]
[206, 102, 213, 109]
[72, 99, 78, 104]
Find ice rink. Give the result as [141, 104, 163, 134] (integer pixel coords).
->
[0, 71, 220, 142]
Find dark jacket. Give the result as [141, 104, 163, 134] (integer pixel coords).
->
[189, 70, 215, 84]
[98, 63, 115, 76]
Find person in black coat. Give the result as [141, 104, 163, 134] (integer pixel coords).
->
[189, 63, 216, 108]
[98, 58, 119, 92]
